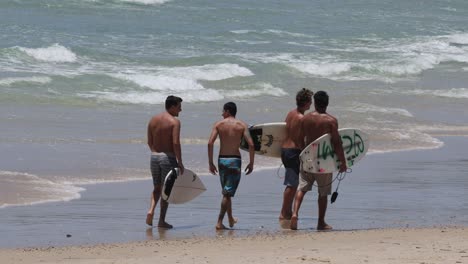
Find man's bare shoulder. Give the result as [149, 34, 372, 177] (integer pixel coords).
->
[287, 109, 304, 120]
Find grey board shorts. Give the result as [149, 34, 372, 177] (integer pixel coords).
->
[150, 152, 178, 185]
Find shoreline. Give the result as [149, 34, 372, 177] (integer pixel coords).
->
[2, 227, 467, 264]
[1, 135, 467, 249]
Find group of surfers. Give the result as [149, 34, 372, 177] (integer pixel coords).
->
[145, 88, 347, 231]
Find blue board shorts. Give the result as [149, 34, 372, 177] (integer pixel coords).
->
[218, 155, 242, 197]
[281, 148, 301, 187]
[150, 152, 178, 185]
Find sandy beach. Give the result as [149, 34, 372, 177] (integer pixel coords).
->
[2, 227, 467, 264]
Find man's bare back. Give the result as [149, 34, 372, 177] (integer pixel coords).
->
[147, 112, 179, 153]
[302, 112, 338, 146]
[215, 118, 247, 156]
[302, 111, 346, 173]
[282, 109, 306, 149]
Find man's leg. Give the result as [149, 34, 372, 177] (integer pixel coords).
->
[158, 198, 173, 229]
[146, 184, 161, 226]
[290, 190, 306, 230]
[280, 186, 297, 220]
[317, 195, 332, 230]
[226, 195, 238, 228]
[216, 195, 229, 230]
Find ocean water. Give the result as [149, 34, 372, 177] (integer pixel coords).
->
[1, 0, 468, 207]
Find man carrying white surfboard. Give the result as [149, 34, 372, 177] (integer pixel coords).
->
[208, 102, 255, 230]
[146, 95, 185, 229]
[279, 88, 313, 221]
[291, 91, 347, 231]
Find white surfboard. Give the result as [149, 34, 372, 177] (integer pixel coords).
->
[240, 122, 286, 158]
[300, 128, 369, 174]
[161, 168, 206, 204]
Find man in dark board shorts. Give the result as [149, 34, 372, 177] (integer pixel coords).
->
[291, 91, 347, 231]
[279, 88, 313, 220]
[146, 95, 185, 229]
[208, 102, 255, 230]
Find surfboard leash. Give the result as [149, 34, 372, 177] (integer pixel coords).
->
[331, 168, 352, 204]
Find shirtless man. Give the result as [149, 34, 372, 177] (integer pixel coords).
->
[279, 88, 313, 220]
[208, 102, 254, 230]
[146, 95, 185, 229]
[290, 91, 347, 231]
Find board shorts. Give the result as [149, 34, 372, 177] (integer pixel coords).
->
[150, 152, 178, 186]
[298, 171, 333, 197]
[218, 155, 242, 197]
[281, 148, 301, 187]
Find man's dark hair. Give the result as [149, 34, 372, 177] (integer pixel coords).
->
[165, 95, 183, 110]
[296, 88, 313, 107]
[223, 102, 237, 117]
[314, 91, 329, 109]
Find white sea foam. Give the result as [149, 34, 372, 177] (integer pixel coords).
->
[0, 171, 84, 209]
[0, 76, 51, 86]
[121, 0, 171, 5]
[80, 81, 286, 104]
[349, 103, 413, 117]
[230, 29, 255, 34]
[407, 88, 468, 99]
[120, 0, 171, 4]
[291, 61, 353, 77]
[228, 83, 287, 98]
[81, 89, 224, 104]
[447, 33, 468, 45]
[234, 32, 468, 82]
[234, 40, 271, 45]
[113, 63, 253, 90]
[83, 63, 255, 104]
[17, 44, 77, 63]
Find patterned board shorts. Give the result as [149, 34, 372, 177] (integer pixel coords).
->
[218, 155, 242, 197]
[150, 152, 178, 185]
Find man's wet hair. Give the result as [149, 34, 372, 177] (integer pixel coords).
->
[223, 102, 237, 117]
[165, 95, 183, 110]
[296, 88, 313, 107]
[314, 91, 329, 109]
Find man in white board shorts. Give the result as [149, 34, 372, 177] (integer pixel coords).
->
[146, 95, 185, 229]
[208, 102, 255, 230]
[279, 88, 313, 221]
[290, 91, 347, 231]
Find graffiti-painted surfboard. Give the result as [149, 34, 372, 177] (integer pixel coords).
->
[300, 128, 370, 173]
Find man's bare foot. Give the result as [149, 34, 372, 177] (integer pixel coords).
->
[157, 221, 173, 229]
[228, 217, 238, 228]
[279, 214, 291, 221]
[146, 213, 153, 226]
[290, 216, 298, 230]
[317, 223, 332, 231]
[216, 224, 228, 230]
[278, 219, 290, 229]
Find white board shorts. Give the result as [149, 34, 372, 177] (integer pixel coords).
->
[298, 171, 332, 197]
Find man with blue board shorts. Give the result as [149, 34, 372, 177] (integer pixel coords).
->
[290, 91, 347, 231]
[280, 88, 313, 221]
[146, 95, 185, 229]
[208, 102, 255, 230]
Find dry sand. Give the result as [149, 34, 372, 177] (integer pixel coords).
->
[2, 227, 467, 264]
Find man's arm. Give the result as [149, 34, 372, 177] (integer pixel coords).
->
[329, 120, 347, 173]
[172, 119, 184, 174]
[207, 123, 219, 175]
[243, 124, 254, 175]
